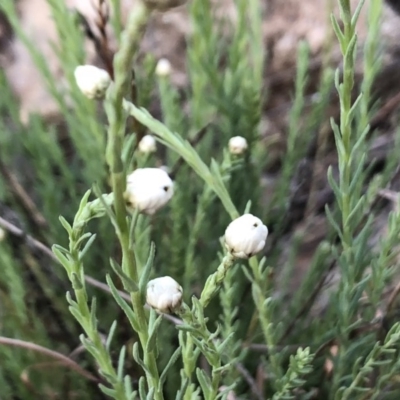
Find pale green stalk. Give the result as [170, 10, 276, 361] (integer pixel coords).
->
[103, 3, 163, 398]
[178, 303, 231, 400]
[329, 0, 370, 395]
[272, 348, 313, 400]
[339, 324, 400, 400]
[200, 253, 235, 308]
[53, 193, 127, 398]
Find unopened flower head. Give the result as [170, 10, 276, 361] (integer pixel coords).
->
[138, 135, 157, 154]
[125, 168, 174, 214]
[155, 58, 172, 77]
[74, 65, 111, 99]
[146, 276, 183, 313]
[228, 136, 248, 155]
[224, 213, 268, 258]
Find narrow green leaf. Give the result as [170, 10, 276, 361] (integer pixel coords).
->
[71, 272, 83, 290]
[139, 242, 156, 302]
[59, 215, 73, 235]
[79, 234, 97, 260]
[345, 195, 365, 227]
[106, 274, 140, 331]
[90, 297, 97, 331]
[146, 387, 155, 400]
[75, 190, 92, 222]
[138, 376, 146, 400]
[217, 332, 235, 355]
[331, 14, 345, 51]
[110, 258, 138, 292]
[351, 0, 366, 27]
[93, 183, 118, 228]
[159, 347, 182, 389]
[52, 246, 71, 269]
[325, 205, 344, 242]
[196, 368, 212, 399]
[117, 345, 126, 380]
[106, 321, 118, 351]
[146, 314, 163, 353]
[99, 384, 116, 397]
[327, 166, 342, 208]
[133, 342, 149, 374]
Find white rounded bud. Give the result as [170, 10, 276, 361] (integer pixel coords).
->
[125, 168, 174, 214]
[228, 136, 248, 155]
[138, 135, 157, 154]
[155, 58, 172, 77]
[224, 214, 268, 259]
[146, 276, 183, 313]
[74, 65, 111, 99]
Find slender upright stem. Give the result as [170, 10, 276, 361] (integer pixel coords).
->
[104, 3, 163, 398]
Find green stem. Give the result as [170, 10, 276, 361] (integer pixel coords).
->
[69, 247, 126, 398]
[104, 2, 163, 398]
[199, 253, 235, 308]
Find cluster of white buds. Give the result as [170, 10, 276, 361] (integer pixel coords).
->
[138, 135, 157, 154]
[125, 168, 174, 214]
[228, 136, 248, 155]
[224, 214, 268, 258]
[74, 65, 111, 99]
[155, 58, 172, 78]
[146, 276, 183, 313]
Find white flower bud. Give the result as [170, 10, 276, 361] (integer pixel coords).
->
[146, 276, 183, 313]
[224, 214, 268, 258]
[125, 168, 174, 214]
[228, 136, 248, 155]
[155, 58, 172, 77]
[138, 135, 157, 154]
[74, 65, 111, 99]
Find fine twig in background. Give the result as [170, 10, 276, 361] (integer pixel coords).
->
[0, 158, 48, 230]
[235, 362, 264, 400]
[279, 261, 336, 343]
[0, 336, 99, 382]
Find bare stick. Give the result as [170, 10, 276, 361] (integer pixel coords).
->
[0, 336, 98, 382]
[0, 159, 48, 230]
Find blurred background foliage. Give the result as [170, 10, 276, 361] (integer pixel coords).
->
[2, 0, 400, 398]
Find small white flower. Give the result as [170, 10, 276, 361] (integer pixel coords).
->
[146, 276, 183, 313]
[155, 58, 172, 77]
[125, 168, 174, 214]
[138, 135, 157, 154]
[228, 136, 248, 155]
[74, 65, 111, 99]
[224, 214, 268, 258]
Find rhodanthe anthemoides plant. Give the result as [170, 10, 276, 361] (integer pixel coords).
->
[3, 0, 400, 398]
[51, 1, 273, 398]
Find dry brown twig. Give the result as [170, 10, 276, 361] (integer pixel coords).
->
[0, 158, 48, 230]
[0, 336, 98, 382]
[92, 0, 114, 78]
